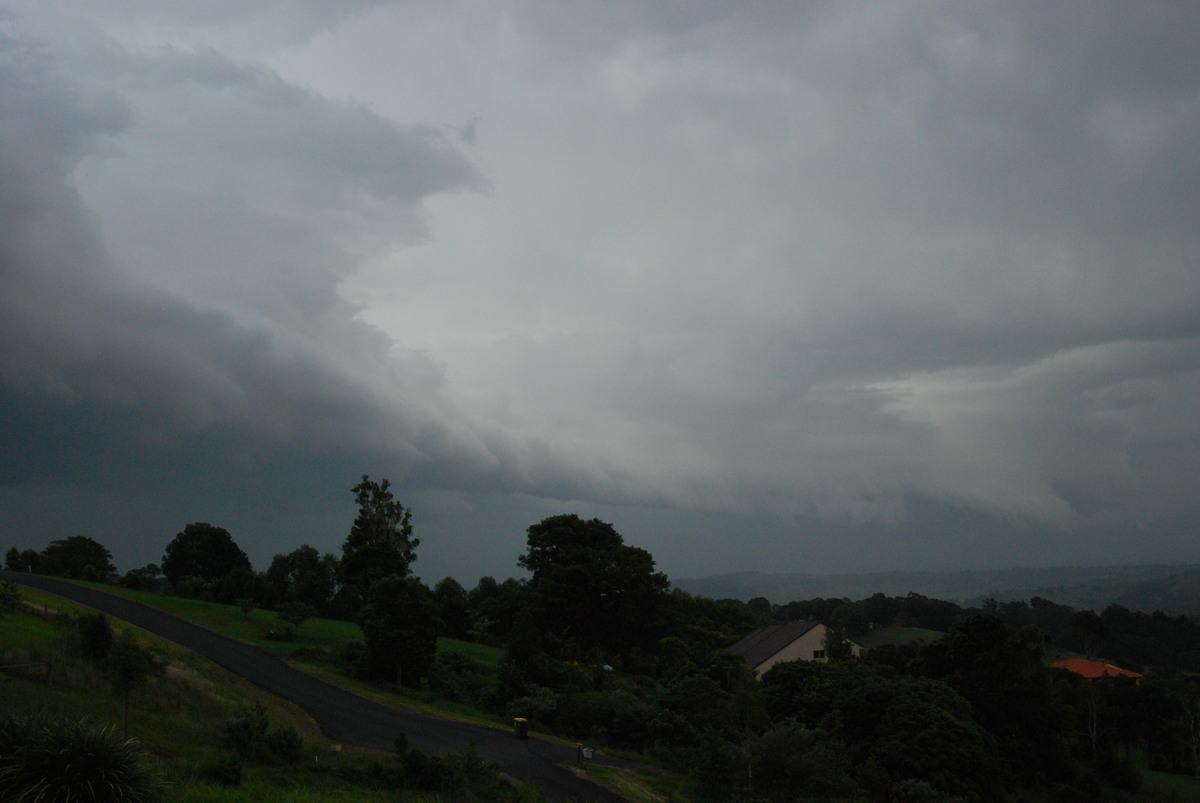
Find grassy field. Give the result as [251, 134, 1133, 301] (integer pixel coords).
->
[1138, 769, 1200, 801]
[67, 581, 505, 668]
[0, 602, 344, 798]
[5, 580, 681, 802]
[855, 625, 942, 649]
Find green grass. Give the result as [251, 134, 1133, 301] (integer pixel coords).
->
[436, 636, 503, 667]
[62, 583, 504, 669]
[9, 580, 517, 734]
[855, 626, 942, 649]
[1138, 769, 1200, 801]
[42, 581, 512, 728]
[573, 763, 694, 803]
[70, 583, 362, 650]
[1, 597, 512, 802]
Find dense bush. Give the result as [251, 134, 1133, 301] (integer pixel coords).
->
[554, 689, 651, 748]
[0, 712, 161, 802]
[219, 702, 305, 763]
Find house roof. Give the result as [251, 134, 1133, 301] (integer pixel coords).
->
[1051, 658, 1142, 680]
[729, 620, 822, 669]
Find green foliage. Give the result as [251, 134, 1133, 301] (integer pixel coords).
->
[197, 753, 243, 788]
[761, 658, 1003, 799]
[0, 578, 23, 613]
[277, 601, 318, 631]
[119, 564, 164, 592]
[518, 514, 669, 667]
[747, 722, 860, 802]
[555, 689, 652, 747]
[356, 575, 439, 687]
[39, 535, 117, 581]
[264, 545, 339, 614]
[393, 734, 536, 800]
[0, 711, 161, 803]
[162, 523, 252, 602]
[219, 702, 306, 764]
[339, 476, 418, 611]
[107, 629, 167, 736]
[429, 649, 496, 705]
[432, 576, 472, 639]
[76, 612, 115, 662]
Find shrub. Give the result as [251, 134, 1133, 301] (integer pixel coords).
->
[263, 627, 296, 642]
[199, 753, 243, 787]
[0, 711, 161, 802]
[265, 724, 305, 761]
[554, 689, 650, 747]
[220, 702, 271, 759]
[219, 702, 305, 763]
[76, 612, 115, 663]
[0, 579, 21, 613]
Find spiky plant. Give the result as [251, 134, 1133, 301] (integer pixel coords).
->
[0, 711, 162, 802]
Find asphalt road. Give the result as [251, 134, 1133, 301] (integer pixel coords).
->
[3, 572, 630, 803]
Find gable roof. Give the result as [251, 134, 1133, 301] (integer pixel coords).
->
[1051, 658, 1142, 680]
[729, 620, 823, 669]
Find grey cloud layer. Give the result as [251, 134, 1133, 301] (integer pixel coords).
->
[2, 1, 1198, 575]
[348, 1, 1199, 530]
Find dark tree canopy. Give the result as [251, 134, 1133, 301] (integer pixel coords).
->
[161, 523, 252, 593]
[518, 514, 670, 664]
[339, 476, 418, 605]
[265, 545, 339, 613]
[39, 536, 116, 581]
[357, 575, 439, 687]
[432, 576, 472, 640]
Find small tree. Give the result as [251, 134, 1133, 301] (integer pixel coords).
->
[77, 613, 115, 663]
[822, 626, 854, 661]
[0, 580, 21, 614]
[277, 602, 317, 634]
[106, 631, 165, 737]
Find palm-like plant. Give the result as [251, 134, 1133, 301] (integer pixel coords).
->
[0, 712, 162, 802]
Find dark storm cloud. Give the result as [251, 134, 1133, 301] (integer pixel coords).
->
[0, 20, 495, 510]
[2, 1, 1199, 578]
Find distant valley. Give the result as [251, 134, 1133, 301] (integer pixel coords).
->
[675, 564, 1200, 614]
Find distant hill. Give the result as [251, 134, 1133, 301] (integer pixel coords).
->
[1012, 568, 1200, 615]
[674, 564, 1200, 613]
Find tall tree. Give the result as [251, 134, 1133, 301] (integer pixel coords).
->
[518, 514, 670, 665]
[339, 476, 418, 609]
[161, 523, 252, 600]
[39, 536, 116, 581]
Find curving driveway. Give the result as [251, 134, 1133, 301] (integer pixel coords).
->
[3, 572, 629, 803]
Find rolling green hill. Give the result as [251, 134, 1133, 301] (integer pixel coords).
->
[674, 564, 1200, 612]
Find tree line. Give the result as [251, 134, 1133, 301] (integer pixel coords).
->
[8, 477, 1200, 800]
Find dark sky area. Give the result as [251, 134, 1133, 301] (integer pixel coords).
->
[2, 2, 1198, 584]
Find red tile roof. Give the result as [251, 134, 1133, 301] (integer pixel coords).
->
[1051, 658, 1142, 680]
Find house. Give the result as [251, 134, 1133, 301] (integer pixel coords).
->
[1050, 658, 1142, 682]
[730, 620, 864, 676]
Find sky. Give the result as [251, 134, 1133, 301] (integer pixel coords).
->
[2, 1, 1198, 586]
